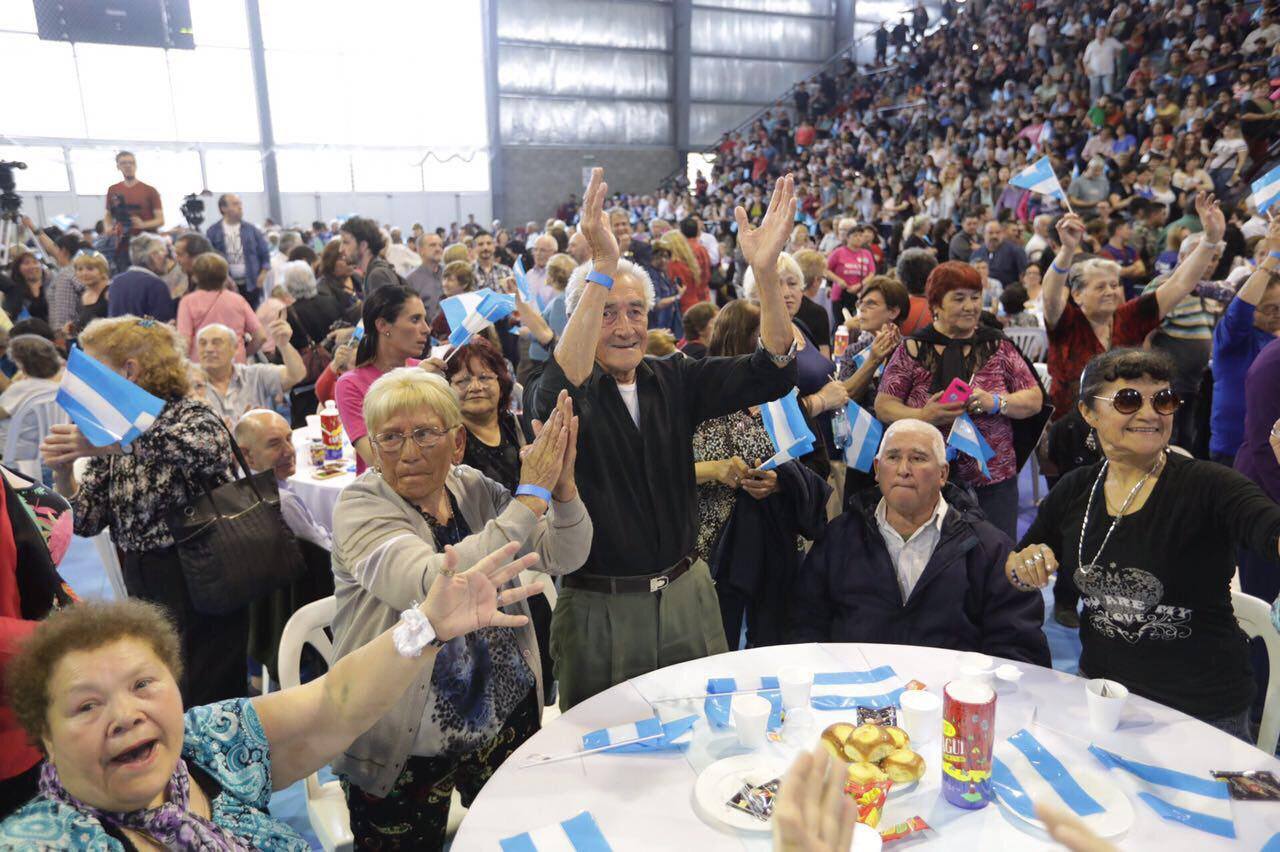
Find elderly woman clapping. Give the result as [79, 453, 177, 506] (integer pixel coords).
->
[0, 543, 545, 848]
[330, 368, 590, 849]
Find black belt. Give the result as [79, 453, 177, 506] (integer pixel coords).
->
[562, 557, 692, 595]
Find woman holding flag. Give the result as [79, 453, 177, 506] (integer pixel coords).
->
[874, 262, 1044, 539]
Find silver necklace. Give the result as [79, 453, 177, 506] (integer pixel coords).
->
[1077, 452, 1164, 578]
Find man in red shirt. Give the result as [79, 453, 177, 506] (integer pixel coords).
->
[104, 151, 163, 272]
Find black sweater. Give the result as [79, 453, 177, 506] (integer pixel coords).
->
[1020, 453, 1280, 719]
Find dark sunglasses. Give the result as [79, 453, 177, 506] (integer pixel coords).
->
[1092, 387, 1182, 416]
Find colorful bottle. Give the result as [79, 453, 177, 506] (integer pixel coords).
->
[833, 325, 850, 359]
[320, 400, 343, 464]
[941, 680, 996, 809]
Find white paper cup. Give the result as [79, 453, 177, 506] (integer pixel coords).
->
[778, 666, 814, 709]
[959, 664, 995, 688]
[958, 651, 994, 672]
[1085, 679, 1129, 733]
[782, 706, 815, 744]
[305, 414, 321, 435]
[898, 689, 943, 743]
[733, 694, 772, 749]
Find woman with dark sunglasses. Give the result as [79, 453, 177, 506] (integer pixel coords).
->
[1005, 348, 1280, 740]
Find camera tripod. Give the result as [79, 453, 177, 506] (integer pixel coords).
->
[0, 213, 23, 267]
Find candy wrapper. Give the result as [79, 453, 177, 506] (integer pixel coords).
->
[726, 778, 780, 822]
[857, 706, 898, 727]
[1211, 770, 1280, 801]
[905, 679, 928, 691]
[843, 778, 893, 827]
[880, 816, 932, 845]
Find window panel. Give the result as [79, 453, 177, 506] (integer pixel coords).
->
[277, 150, 352, 193]
[4, 147, 69, 193]
[265, 50, 351, 145]
[205, 150, 265, 193]
[693, 0, 832, 13]
[498, 0, 671, 50]
[190, 0, 250, 48]
[0, 35, 85, 138]
[168, 48, 259, 143]
[0, 3, 36, 31]
[76, 44, 177, 140]
[421, 150, 490, 193]
[351, 150, 421, 193]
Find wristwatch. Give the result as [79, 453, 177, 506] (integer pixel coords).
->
[759, 336, 799, 366]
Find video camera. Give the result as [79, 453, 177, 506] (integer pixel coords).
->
[180, 193, 205, 229]
[0, 160, 26, 220]
[109, 193, 141, 236]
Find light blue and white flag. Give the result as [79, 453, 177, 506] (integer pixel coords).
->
[842, 401, 884, 473]
[993, 730, 1108, 823]
[512, 256, 532, 303]
[808, 666, 904, 711]
[500, 811, 613, 852]
[581, 714, 697, 753]
[350, 320, 365, 343]
[947, 412, 995, 479]
[705, 677, 784, 731]
[1090, 745, 1235, 839]
[441, 287, 516, 349]
[759, 388, 816, 470]
[57, 347, 165, 448]
[1251, 164, 1280, 216]
[1010, 157, 1067, 202]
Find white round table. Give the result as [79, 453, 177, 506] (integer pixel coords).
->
[453, 643, 1280, 850]
[287, 426, 357, 536]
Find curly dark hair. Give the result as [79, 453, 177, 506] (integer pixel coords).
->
[340, 216, 385, 257]
[444, 336, 513, 416]
[1078, 348, 1176, 412]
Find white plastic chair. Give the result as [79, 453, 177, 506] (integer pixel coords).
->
[277, 596, 354, 852]
[1006, 326, 1049, 363]
[69, 457, 129, 600]
[1232, 591, 1280, 755]
[2, 387, 67, 480]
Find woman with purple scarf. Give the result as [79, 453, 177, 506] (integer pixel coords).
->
[0, 542, 542, 850]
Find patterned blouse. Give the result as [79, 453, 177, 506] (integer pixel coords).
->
[0, 698, 309, 851]
[878, 339, 1038, 487]
[73, 397, 233, 553]
[691, 409, 777, 562]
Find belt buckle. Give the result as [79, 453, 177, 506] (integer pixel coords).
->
[649, 575, 669, 593]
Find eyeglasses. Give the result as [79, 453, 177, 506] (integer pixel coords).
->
[1092, 387, 1182, 416]
[370, 426, 453, 454]
[451, 374, 497, 388]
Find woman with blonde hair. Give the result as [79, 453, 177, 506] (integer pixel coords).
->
[658, 231, 708, 311]
[68, 252, 111, 339]
[38, 316, 246, 705]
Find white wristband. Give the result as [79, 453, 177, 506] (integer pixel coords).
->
[392, 607, 443, 657]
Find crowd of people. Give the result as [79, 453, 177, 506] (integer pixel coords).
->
[0, 0, 1279, 847]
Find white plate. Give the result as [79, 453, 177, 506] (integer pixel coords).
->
[692, 754, 790, 834]
[992, 741, 1134, 839]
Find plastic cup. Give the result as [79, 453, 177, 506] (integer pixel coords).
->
[782, 706, 815, 744]
[733, 694, 772, 749]
[1085, 679, 1129, 733]
[898, 689, 943, 743]
[305, 414, 321, 435]
[778, 666, 814, 709]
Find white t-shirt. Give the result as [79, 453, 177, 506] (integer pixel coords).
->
[223, 222, 246, 279]
[1083, 37, 1123, 77]
[616, 381, 640, 427]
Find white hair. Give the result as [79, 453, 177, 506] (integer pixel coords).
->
[128, 233, 166, 266]
[565, 259, 655, 317]
[876, 419, 947, 465]
[277, 230, 303, 255]
[741, 252, 804, 302]
[196, 322, 237, 344]
[281, 259, 318, 299]
[1069, 257, 1122, 293]
[1177, 231, 1204, 261]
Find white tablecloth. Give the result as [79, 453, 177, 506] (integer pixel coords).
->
[453, 643, 1280, 850]
[288, 426, 357, 535]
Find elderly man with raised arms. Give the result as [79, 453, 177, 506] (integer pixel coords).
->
[530, 168, 800, 709]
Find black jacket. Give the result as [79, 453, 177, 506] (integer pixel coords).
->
[789, 484, 1050, 666]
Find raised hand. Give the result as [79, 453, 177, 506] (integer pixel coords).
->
[41, 424, 115, 469]
[579, 168, 620, 269]
[773, 746, 858, 852]
[1263, 211, 1280, 252]
[1194, 191, 1226, 243]
[422, 542, 543, 642]
[268, 318, 293, 347]
[1005, 543, 1059, 590]
[1055, 213, 1085, 255]
[734, 174, 797, 271]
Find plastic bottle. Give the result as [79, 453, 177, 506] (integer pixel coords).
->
[833, 325, 850, 359]
[320, 400, 343, 464]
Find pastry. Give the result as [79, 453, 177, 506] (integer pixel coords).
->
[882, 748, 926, 783]
[846, 761, 889, 785]
[820, 723, 855, 762]
[882, 725, 910, 750]
[845, 724, 894, 763]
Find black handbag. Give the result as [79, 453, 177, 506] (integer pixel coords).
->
[166, 422, 307, 615]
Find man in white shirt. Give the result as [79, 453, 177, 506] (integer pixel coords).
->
[526, 234, 559, 309]
[1081, 25, 1124, 100]
[234, 409, 333, 549]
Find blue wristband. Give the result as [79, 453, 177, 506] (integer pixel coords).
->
[1051, 261, 1069, 275]
[586, 270, 614, 290]
[1270, 251, 1280, 262]
[991, 394, 1001, 415]
[516, 484, 553, 503]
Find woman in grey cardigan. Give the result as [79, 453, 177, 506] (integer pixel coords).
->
[330, 367, 590, 849]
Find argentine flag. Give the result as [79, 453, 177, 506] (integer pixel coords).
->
[1010, 157, 1067, 203]
[581, 714, 697, 753]
[500, 811, 612, 852]
[350, 320, 365, 343]
[758, 388, 816, 470]
[57, 347, 165, 448]
[512, 256, 533, 304]
[993, 730, 1109, 828]
[809, 665, 905, 711]
[1251, 163, 1280, 216]
[947, 412, 995, 478]
[1090, 745, 1235, 839]
[843, 400, 883, 473]
[704, 676, 784, 731]
[441, 288, 516, 349]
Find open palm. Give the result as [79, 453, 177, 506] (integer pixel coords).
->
[580, 167, 620, 266]
[423, 542, 542, 642]
[734, 174, 797, 269]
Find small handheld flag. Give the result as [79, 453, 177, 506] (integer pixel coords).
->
[1010, 157, 1072, 213]
[947, 412, 996, 478]
[440, 288, 516, 353]
[350, 320, 365, 343]
[57, 347, 166, 447]
[842, 401, 884, 473]
[512, 256, 532, 303]
[1251, 163, 1280, 216]
[581, 714, 697, 753]
[759, 388, 816, 470]
[499, 811, 613, 852]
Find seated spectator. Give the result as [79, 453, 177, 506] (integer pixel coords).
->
[0, 549, 542, 847]
[235, 409, 331, 549]
[0, 336, 62, 465]
[789, 419, 1049, 665]
[281, 258, 342, 349]
[678, 301, 717, 359]
[317, 239, 361, 312]
[1000, 285, 1041, 328]
[792, 248, 834, 354]
[176, 252, 264, 362]
[331, 369, 589, 848]
[106, 234, 175, 322]
[67, 252, 110, 340]
[197, 319, 304, 426]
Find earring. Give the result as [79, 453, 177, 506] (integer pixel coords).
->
[1085, 429, 1098, 451]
